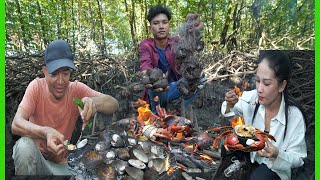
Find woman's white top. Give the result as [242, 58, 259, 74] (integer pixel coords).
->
[221, 90, 307, 180]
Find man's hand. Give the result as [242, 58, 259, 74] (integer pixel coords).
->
[197, 72, 207, 90]
[257, 139, 279, 159]
[139, 69, 169, 93]
[46, 127, 68, 163]
[79, 97, 97, 129]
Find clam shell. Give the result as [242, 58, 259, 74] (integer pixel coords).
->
[116, 148, 130, 161]
[77, 138, 88, 149]
[127, 137, 137, 146]
[132, 149, 149, 163]
[129, 144, 144, 158]
[111, 159, 129, 175]
[128, 159, 146, 169]
[125, 166, 144, 180]
[111, 134, 125, 147]
[102, 149, 116, 164]
[95, 164, 117, 180]
[81, 150, 103, 170]
[95, 141, 108, 152]
[138, 141, 152, 153]
[142, 125, 157, 140]
[148, 158, 166, 174]
[144, 168, 159, 180]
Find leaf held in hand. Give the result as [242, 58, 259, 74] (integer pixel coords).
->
[73, 98, 92, 129]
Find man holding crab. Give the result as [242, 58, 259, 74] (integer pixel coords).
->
[11, 39, 119, 175]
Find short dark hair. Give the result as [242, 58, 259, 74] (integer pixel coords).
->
[147, 5, 172, 22]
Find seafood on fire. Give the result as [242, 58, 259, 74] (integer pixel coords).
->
[207, 116, 276, 152]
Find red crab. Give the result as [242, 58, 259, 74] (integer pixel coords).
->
[207, 124, 276, 152]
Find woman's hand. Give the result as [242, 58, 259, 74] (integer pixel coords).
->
[257, 139, 279, 159]
[224, 90, 239, 113]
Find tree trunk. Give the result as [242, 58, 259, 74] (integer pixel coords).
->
[219, 0, 233, 47]
[14, 0, 27, 51]
[96, 0, 106, 54]
[71, 0, 76, 52]
[36, 0, 47, 47]
[125, 0, 137, 47]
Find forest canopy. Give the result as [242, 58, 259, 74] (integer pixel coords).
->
[6, 0, 314, 56]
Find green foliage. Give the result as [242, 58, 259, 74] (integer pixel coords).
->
[5, 0, 314, 55]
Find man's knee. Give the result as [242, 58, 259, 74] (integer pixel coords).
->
[12, 137, 42, 175]
[13, 137, 38, 159]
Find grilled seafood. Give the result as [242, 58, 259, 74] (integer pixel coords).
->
[207, 124, 276, 152]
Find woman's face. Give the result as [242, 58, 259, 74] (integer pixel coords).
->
[255, 59, 286, 106]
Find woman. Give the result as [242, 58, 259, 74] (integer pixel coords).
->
[221, 50, 307, 179]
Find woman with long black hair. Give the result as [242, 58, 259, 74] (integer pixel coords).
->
[221, 50, 307, 179]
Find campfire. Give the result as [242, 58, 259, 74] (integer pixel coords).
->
[67, 99, 221, 179]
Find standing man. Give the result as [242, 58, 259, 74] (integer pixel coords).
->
[139, 5, 205, 114]
[11, 39, 119, 175]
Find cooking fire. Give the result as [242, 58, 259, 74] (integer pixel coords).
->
[67, 99, 224, 179]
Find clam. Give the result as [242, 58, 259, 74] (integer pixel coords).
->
[138, 141, 153, 153]
[132, 149, 149, 163]
[125, 166, 144, 180]
[95, 164, 117, 180]
[111, 134, 125, 147]
[116, 148, 130, 161]
[128, 159, 146, 169]
[127, 137, 137, 146]
[129, 144, 144, 158]
[111, 159, 129, 175]
[81, 150, 103, 170]
[77, 138, 88, 149]
[102, 149, 116, 164]
[144, 168, 159, 180]
[148, 158, 166, 174]
[95, 141, 109, 152]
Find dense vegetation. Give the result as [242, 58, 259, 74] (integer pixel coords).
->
[6, 0, 314, 56]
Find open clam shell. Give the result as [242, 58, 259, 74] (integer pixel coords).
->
[234, 125, 256, 138]
[128, 159, 146, 169]
[77, 138, 88, 149]
[132, 149, 149, 163]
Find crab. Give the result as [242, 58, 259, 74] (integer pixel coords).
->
[207, 124, 276, 152]
[139, 105, 195, 143]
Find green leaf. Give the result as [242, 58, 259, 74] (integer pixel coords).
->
[73, 98, 92, 129]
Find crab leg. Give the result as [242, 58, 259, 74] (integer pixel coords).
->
[205, 126, 233, 133]
[212, 130, 233, 149]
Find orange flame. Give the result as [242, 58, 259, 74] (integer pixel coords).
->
[234, 85, 243, 97]
[231, 116, 245, 127]
[183, 144, 194, 152]
[199, 154, 216, 164]
[166, 154, 175, 175]
[136, 99, 154, 126]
